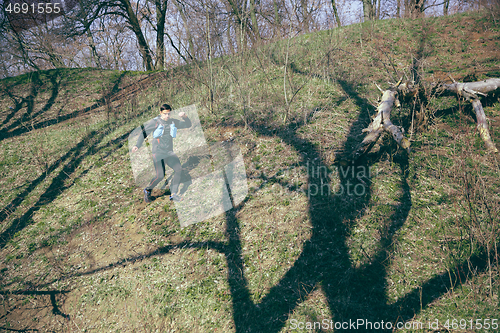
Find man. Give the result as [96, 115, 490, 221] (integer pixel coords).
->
[131, 104, 191, 202]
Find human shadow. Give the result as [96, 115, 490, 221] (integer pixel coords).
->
[146, 149, 207, 200]
[176, 155, 201, 195]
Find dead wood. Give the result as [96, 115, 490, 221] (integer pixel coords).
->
[349, 78, 500, 162]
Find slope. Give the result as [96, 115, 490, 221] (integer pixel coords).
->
[0, 9, 499, 332]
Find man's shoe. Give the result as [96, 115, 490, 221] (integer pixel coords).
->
[169, 193, 182, 202]
[144, 189, 153, 203]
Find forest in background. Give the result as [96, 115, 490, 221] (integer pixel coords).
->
[0, 0, 498, 78]
[1, 0, 500, 331]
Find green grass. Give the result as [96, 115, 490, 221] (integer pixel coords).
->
[0, 9, 499, 333]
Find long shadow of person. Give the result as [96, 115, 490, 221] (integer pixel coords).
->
[157, 151, 208, 198]
[175, 155, 200, 196]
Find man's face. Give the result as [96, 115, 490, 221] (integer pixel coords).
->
[160, 110, 171, 121]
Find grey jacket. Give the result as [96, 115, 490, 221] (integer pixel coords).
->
[136, 116, 192, 157]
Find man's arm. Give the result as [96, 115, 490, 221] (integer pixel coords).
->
[134, 118, 157, 149]
[176, 112, 192, 129]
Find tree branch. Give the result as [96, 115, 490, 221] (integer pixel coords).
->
[349, 78, 500, 162]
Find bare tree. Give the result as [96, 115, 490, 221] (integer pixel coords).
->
[96, 15, 131, 69]
[1, 14, 77, 73]
[172, 0, 196, 60]
[60, 0, 107, 68]
[299, 0, 313, 31]
[407, 0, 424, 18]
[154, 0, 169, 69]
[273, 0, 283, 35]
[116, 0, 154, 70]
[444, 0, 451, 14]
[253, 0, 286, 38]
[250, 0, 261, 40]
[225, 0, 251, 50]
[331, 0, 342, 26]
[362, 0, 376, 20]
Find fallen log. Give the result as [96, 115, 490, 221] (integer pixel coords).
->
[439, 78, 500, 153]
[350, 88, 410, 161]
[439, 78, 500, 97]
[349, 78, 500, 161]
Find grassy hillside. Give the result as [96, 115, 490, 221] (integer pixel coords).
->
[1, 10, 500, 332]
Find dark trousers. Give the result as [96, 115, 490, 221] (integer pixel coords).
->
[147, 153, 182, 194]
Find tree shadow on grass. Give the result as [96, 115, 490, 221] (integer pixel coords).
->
[215, 43, 497, 330]
[1, 70, 497, 332]
[0, 289, 70, 319]
[1, 70, 56, 133]
[0, 71, 126, 141]
[1, 83, 32, 130]
[0, 101, 160, 250]
[220, 95, 407, 331]
[217, 75, 496, 331]
[8, 169, 493, 332]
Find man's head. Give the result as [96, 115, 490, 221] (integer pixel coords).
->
[160, 104, 172, 121]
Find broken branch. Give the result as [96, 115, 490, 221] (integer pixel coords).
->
[348, 78, 500, 162]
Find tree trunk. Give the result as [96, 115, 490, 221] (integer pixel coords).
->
[86, 28, 102, 68]
[300, 0, 310, 32]
[120, 0, 154, 71]
[350, 88, 410, 161]
[227, 19, 235, 54]
[331, 0, 342, 27]
[362, 0, 377, 21]
[155, 0, 168, 70]
[438, 78, 500, 153]
[273, 0, 281, 36]
[226, 0, 249, 50]
[241, 0, 249, 46]
[249, 0, 261, 41]
[443, 0, 450, 15]
[409, 0, 425, 19]
[173, 0, 195, 60]
[362, 0, 373, 21]
[472, 99, 498, 152]
[76, 11, 103, 69]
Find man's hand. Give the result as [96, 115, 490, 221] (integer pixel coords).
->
[132, 146, 139, 153]
[179, 111, 187, 118]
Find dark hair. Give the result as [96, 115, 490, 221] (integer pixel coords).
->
[160, 104, 172, 112]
